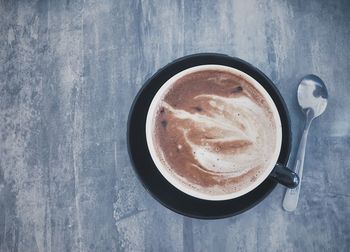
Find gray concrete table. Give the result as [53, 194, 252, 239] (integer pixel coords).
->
[1, 0, 349, 251]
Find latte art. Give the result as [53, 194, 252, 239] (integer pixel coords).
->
[161, 94, 270, 176]
[147, 66, 282, 198]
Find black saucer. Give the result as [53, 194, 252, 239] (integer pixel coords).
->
[127, 53, 291, 219]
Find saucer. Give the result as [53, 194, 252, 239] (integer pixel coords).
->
[127, 53, 291, 219]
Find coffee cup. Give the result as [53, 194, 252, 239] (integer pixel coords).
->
[145, 64, 298, 201]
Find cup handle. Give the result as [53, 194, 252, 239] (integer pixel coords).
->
[269, 163, 299, 189]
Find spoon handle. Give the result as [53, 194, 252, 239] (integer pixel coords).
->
[283, 118, 312, 211]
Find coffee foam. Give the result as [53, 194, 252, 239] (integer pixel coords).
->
[146, 65, 282, 200]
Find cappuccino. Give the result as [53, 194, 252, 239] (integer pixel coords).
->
[146, 65, 282, 200]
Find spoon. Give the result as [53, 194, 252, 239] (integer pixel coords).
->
[282, 74, 328, 212]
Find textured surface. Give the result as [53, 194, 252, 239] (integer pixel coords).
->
[0, 0, 349, 251]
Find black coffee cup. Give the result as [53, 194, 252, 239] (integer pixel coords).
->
[145, 59, 299, 198]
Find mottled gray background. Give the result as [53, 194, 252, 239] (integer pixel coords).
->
[1, 0, 349, 251]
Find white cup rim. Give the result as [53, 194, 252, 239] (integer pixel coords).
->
[146, 65, 282, 201]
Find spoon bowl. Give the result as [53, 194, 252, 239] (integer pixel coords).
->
[297, 74, 328, 118]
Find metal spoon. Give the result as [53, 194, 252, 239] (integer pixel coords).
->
[283, 74, 328, 211]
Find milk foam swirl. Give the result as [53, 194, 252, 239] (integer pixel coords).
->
[162, 94, 271, 177]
